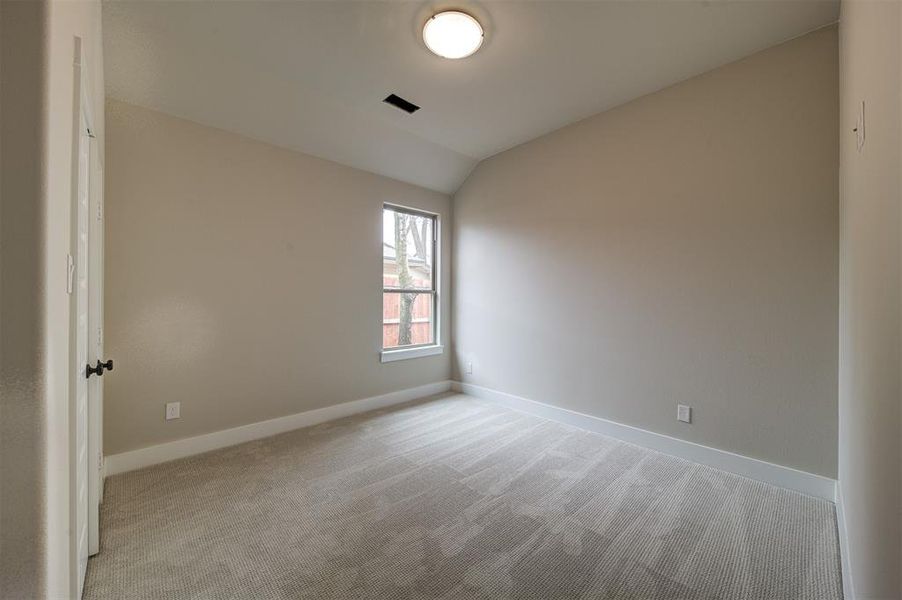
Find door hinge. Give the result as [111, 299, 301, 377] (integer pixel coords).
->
[97, 327, 103, 348]
[67, 254, 75, 294]
[96, 201, 103, 221]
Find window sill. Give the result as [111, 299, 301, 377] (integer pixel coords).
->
[380, 345, 444, 363]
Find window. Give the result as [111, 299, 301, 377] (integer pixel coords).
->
[381, 205, 441, 361]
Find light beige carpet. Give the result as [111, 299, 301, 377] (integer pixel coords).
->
[85, 393, 842, 599]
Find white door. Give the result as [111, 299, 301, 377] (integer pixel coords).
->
[71, 39, 104, 599]
[87, 131, 105, 556]
[74, 103, 91, 597]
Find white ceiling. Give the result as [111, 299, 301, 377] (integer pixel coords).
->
[103, 0, 838, 194]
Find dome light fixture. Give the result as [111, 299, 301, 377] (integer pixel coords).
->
[423, 10, 484, 59]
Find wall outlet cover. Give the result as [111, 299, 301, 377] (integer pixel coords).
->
[677, 404, 691, 423]
[165, 402, 181, 421]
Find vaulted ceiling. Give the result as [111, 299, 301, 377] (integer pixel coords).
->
[104, 0, 838, 194]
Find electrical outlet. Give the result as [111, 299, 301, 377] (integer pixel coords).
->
[466, 361, 473, 375]
[677, 404, 691, 424]
[165, 402, 181, 421]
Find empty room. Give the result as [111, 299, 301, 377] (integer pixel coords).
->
[2, 0, 901, 598]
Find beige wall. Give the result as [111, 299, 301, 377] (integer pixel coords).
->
[838, 0, 902, 597]
[104, 100, 451, 455]
[1, 3, 48, 596]
[453, 27, 839, 477]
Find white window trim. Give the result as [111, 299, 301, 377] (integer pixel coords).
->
[380, 344, 444, 363]
[381, 204, 441, 360]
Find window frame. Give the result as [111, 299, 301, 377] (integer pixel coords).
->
[380, 203, 442, 361]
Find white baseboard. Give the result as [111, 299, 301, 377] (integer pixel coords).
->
[452, 381, 837, 501]
[834, 484, 855, 600]
[106, 377, 837, 503]
[104, 380, 452, 476]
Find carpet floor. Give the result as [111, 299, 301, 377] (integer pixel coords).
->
[84, 393, 842, 599]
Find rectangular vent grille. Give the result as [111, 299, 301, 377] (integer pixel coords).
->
[384, 94, 420, 114]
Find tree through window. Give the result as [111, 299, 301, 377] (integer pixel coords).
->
[382, 206, 437, 349]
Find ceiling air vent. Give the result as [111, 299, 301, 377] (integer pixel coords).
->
[383, 94, 420, 114]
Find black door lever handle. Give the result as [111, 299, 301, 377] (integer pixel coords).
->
[86, 359, 114, 379]
[86, 361, 102, 378]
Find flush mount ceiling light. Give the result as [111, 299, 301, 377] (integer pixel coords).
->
[423, 11, 484, 59]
